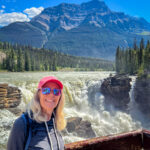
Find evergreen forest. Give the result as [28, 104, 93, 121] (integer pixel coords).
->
[115, 38, 150, 77]
[0, 41, 114, 72]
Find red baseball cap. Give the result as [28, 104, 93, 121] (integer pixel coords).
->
[38, 76, 63, 89]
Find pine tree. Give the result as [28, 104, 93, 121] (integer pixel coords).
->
[31, 58, 35, 71]
[133, 38, 138, 50]
[115, 46, 120, 73]
[140, 38, 144, 50]
[52, 54, 57, 71]
[139, 38, 144, 66]
[124, 49, 129, 73]
[9, 49, 16, 72]
[52, 59, 57, 71]
[17, 49, 24, 72]
[133, 50, 138, 73]
[24, 50, 31, 71]
[146, 40, 150, 49]
[144, 43, 150, 72]
[0, 41, 3, 49]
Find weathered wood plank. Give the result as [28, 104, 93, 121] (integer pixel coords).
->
[65, 130, 143, 150]
[143, 129, 150, 150]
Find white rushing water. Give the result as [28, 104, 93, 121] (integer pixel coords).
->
[128, 76, 150, 130]
[0, 71, 142, 149]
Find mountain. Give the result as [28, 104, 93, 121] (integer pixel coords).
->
[0, 0, 150, 60]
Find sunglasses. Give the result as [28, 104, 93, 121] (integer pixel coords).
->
[39, 88, 61, 96]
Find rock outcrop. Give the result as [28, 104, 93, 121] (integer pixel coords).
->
[101, 75, 131, 110]
[134, 77, 150, 115]
[64, 117, 96, 139]
[0, 83, 22, 108]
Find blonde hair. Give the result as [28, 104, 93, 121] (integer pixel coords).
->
[27, 89, 66, 131]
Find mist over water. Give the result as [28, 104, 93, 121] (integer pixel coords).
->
[0, 71, 144, 148]
[128, 77, 150, 130]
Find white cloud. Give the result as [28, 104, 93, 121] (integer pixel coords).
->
[0, 6, 44, 27]
[0, 12, 30, 26]
[23, 7, 44, 18]
[2, 5, 5, 9]
[0, 10, 4, 13]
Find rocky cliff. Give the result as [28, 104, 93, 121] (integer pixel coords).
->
[101, 75, 131, 110]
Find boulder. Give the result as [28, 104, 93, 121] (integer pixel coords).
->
[101, 75, 131, 110]
[65, 117, 96, 138]
[66, 117, 82, 132]
[75, 120, 96, 138]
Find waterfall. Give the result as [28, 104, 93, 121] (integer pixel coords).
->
[0, 71, 142, 148]
[128, 76, 150, 130]
[63, 74, 141, 144]
[128, 76, 136, 111]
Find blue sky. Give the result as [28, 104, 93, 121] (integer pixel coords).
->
[0, 0, 150, 27]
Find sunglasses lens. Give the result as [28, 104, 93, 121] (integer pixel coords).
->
[53, 89, 60, 96]
[42, 88, 50, 94]
[42, 88, 60, 96]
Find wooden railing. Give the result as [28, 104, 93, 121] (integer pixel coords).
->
[65, 129, 150, 150]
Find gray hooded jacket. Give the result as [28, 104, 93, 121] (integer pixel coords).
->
[7, 112, 65, 150]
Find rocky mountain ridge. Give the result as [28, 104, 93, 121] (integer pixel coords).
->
[0, 0, 150, 59]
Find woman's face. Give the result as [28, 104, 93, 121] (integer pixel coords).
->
[39, 82, 61, 115]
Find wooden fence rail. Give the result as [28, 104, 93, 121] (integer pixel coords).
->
[65, 129, 150, 150]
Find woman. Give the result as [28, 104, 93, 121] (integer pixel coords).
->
[7, 76, 66, 150]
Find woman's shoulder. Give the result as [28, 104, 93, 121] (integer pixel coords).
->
[7, 113, 27, 150]
[13, 114, 26, 130]
[9, 113, 27, 140]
